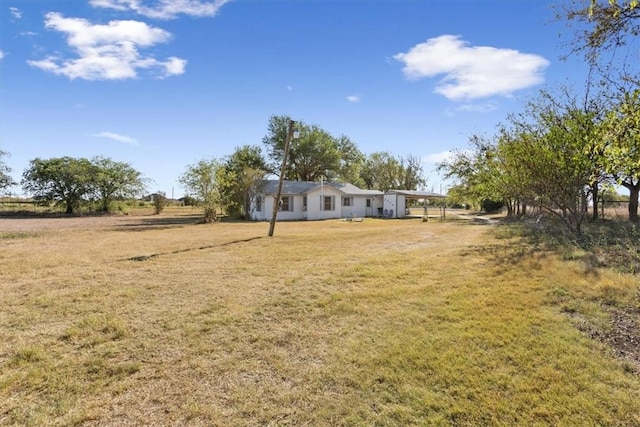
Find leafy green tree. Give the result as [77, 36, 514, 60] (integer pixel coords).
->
[400, 154, 427, 190]
[22, 157, 93, 214]
[220, 145, 268, 219]
[179, 158, 222, 223]
[443, 183, 474, 209]
[599, 89, 640, 221]
[438, 136, 515, 215]
[0, 150, 15, 193]
[336, 135, 365, 187]
[262, 115, 365, 183]
[560, 0, 640, 87]
[361, 151, 426, 192]
[502, 96, 602, 234]
[439, 89, 603, 234]
[90, 156, 147, 213]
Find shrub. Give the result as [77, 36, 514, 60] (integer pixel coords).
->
[152, 192, 167, 215]
[180, 195, 197, 206]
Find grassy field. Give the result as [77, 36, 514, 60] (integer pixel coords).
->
[1, 209, 639, 426]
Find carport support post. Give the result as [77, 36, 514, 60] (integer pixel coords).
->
[268, 119, 296, 237]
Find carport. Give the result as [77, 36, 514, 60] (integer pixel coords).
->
[383, 190, 447, 219]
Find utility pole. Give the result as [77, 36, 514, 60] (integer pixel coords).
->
[268, 119, 296, 237]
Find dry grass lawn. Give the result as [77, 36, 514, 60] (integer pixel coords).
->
[1, 209, 639, 426]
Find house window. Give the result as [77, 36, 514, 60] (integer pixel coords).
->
[342, 197, 352, 207]
[303, 196, 307, 211]
[322, 195, 335, 211]
[280, 196, 293, 212]
[255, 197, 262, 212]
[366, 198, 372, 208]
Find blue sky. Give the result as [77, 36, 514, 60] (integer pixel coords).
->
[0, 0, 588, 197]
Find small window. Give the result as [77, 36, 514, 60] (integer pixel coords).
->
[366, 198, 372, 208]
[342, 197, 352, 207]
[322, 195, 335, 211]
[303, 196, 307, 211]
[256, 197, 262, 212]
[280, 196, 293, 212]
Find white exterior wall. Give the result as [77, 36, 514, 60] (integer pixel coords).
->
[383, 194, 398, 218]
[250, 194, 305, 221]
[306, 187, 343, 220]
[341, 195, 374, 218]
[341, 196, 360, 218]
[397, 195, 407, 218]
[270, 194, 305, 221]
[250, 188, 384, 221]
[250, 196, 267, 221]
[371, 196, 384, 217]
[383, 194, 407, 218]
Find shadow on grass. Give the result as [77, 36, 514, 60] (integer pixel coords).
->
[458, 241, 544, 276]
[0, 211, 76, 219]
[457, 218, 573, 274]
[112, 214, 206, 232]
[125, 236, 264, 261]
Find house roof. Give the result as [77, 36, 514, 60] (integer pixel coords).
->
[262, 180, 383, 196]
[323, 182, 383, 196]
[262, 180, 317, 194]
[385, 189, 447, 199]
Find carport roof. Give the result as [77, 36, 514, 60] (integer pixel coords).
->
[386, 190, 447, 199]
[262, 180, 383, 196]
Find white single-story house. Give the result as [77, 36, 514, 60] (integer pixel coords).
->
[250, 180, 384, 221]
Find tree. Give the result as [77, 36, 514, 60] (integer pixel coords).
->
[438, 88, 604, 235]
[179, 159, 222, 223]
[0, 150, 15, 193]
[262, 115, 365, 183]
[90, 156, 147, 213]
[560, 0, 640, 87]
[220, 145, 268, 219]
[336, 135, 366, 187]
[361, 151, 426, 192]
[438, 136, 516, 215]
[22, 157, 93, 214]
[500, 96, 603, 234]
[598, 88, 640, 221]
[400, 154, 427, 190]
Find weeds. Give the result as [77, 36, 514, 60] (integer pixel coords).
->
[1, 213, 639, 425]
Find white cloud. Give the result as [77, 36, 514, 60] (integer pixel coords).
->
[394, 35, 549, 100]
[20, 31, 38, 36]
[92, 131, 139, 145]
[346, 94, 361, 103]
[27, 12, 186, 80]
[9, 7, 22, 19]
[89, 0, 231, 19]
[0, 50, 4, 61]
[455, 101, 498, 113]
[444, 101, 499, 116]
[163, 57, 187, 75]
[89, 0, 129, 12]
